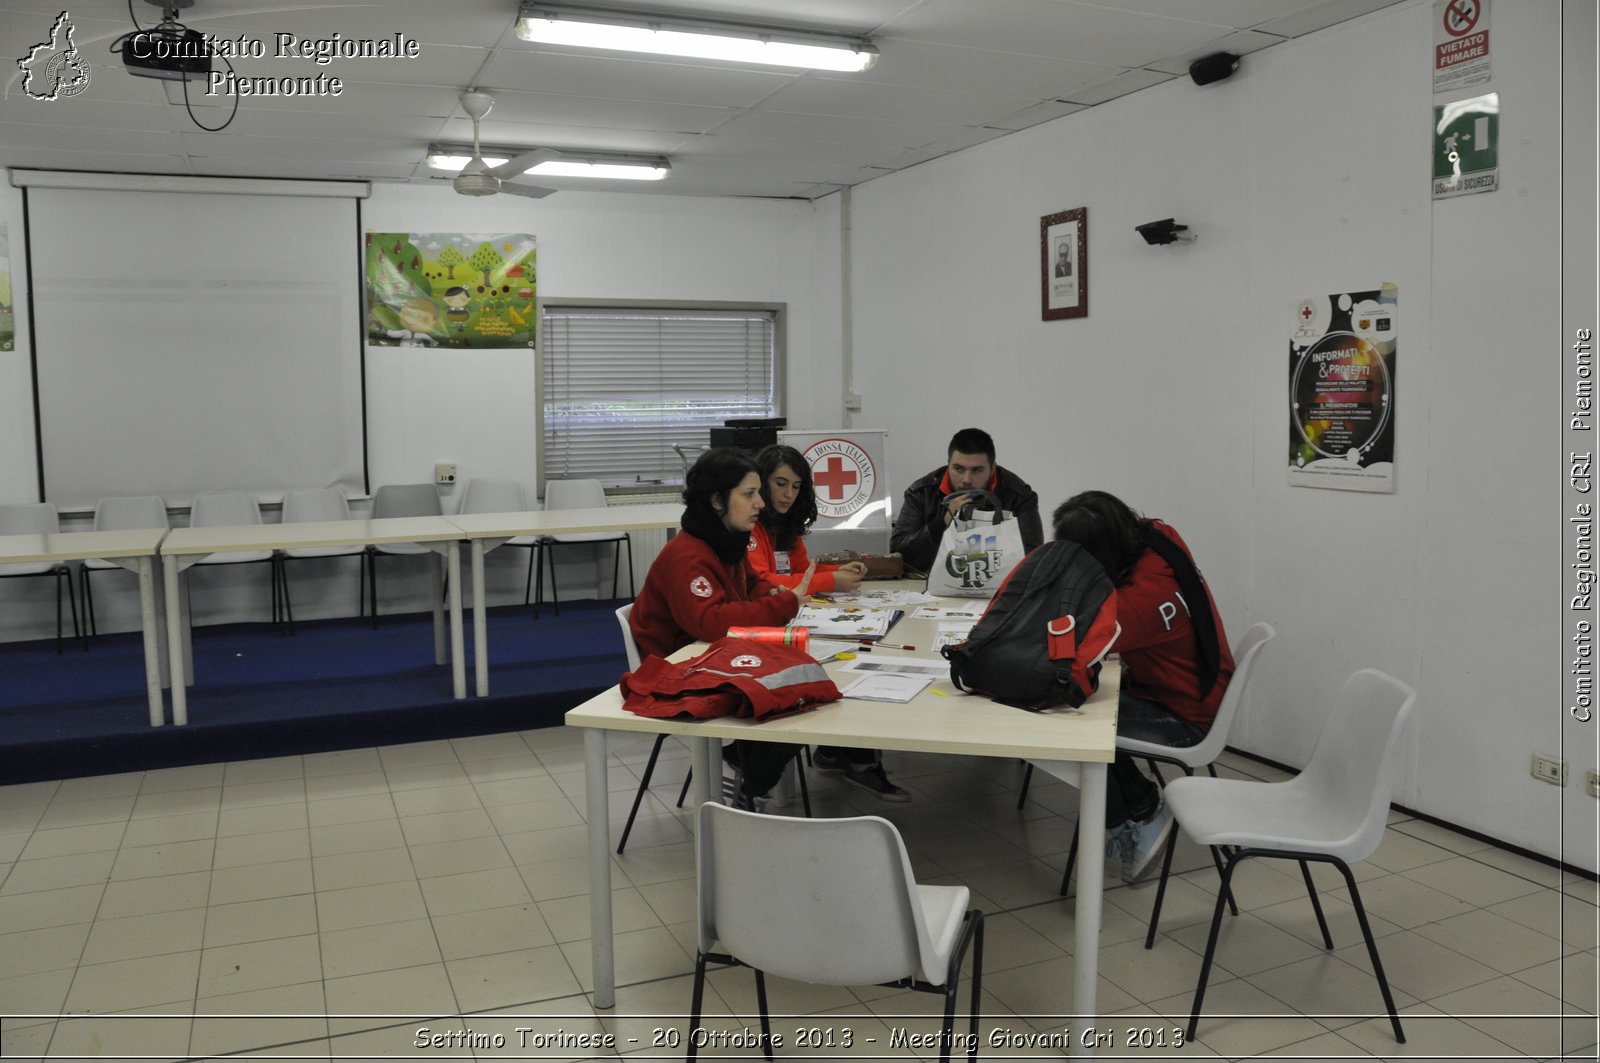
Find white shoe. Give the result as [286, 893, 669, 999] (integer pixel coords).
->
[1122, 803, 1175, 884]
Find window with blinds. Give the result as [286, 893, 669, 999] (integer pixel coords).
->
[540, 303, 782, 489]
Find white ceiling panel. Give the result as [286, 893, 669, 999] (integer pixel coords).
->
[0, 0, 1407, 200]
[882, 0, 1235, 66]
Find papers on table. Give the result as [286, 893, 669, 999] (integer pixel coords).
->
[841, 672, 933, 703]
[932, 622, 975, 651]
[792, 603, 902, 640]
[826, 588, 938, 609]
[910, 603, 986, 622]
[838, 656, 948, 679]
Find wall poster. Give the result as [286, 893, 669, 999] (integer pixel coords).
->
[1289, 285, 1398, 492]
[365, 232, 536, 349]
[1433, 0, 1491, 94]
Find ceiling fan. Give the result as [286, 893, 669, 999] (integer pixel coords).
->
[452, 90, 559, 199]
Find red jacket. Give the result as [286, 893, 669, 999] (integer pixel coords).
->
[629, 531, 800, 661]
[745, 523, 846, 593]
[1115, 521, 1235, 727]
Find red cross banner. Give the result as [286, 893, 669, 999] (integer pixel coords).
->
[777, 429, 891, 544]
[1434, 0, 1491, 94]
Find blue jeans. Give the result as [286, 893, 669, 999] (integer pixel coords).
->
[1105, 692, 1208, 828]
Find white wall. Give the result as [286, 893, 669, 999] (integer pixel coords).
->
[0, 180, 838, 633]
[844, 0, 1589, 867]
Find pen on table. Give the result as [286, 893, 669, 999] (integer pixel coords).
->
[857, 641, 917, 651]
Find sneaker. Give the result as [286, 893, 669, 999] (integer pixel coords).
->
[842, 762, 911, 802]
[1122, 803, 1175, 885]
[1105, 821, 1137, 880]
[810, 748, 851, 772]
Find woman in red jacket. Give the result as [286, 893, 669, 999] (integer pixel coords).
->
[629, 447, 814, 802]
[747, 445, 908, 801]
[1053, 490, 1235, 884]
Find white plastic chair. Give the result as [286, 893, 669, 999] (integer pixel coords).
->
[0, 501, 81, 654]
[188, 493, 278, 623]
[614, 603, 696, 854]
[80, 495, 168, 638]
[1149, 668, 1418, 1044]
[364, 482, 443, 622]
[689, 803, 984, 1063]
[1056, 622, 1277, 914]
[536, 478, 633, 615]
[457, 478, 540, 605]
[276, 488, 360, 634]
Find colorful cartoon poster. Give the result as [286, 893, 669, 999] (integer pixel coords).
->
[0, 224, 13, 351]
[365, 232, 536, 349]
[1289, 286, 1398, 493]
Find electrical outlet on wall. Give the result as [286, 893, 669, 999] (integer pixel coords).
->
[1531, 753, 1567, 786]
[435, 463, 457, 485]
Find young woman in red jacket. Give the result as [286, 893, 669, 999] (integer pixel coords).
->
[745, 445, 909, 802]
[628, 447, 814, 802]
[1052, 490, 1235, 884]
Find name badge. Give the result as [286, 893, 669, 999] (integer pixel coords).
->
[773, 550, 791, 575]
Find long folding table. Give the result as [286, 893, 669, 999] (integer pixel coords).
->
[565, 600, 1119, 1059]
[1, 526, 169, 726]
[446, 501, 684, 696]
[159, 516, 468, 726]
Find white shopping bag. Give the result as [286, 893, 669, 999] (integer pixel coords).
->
[923, 491, 1026, 598]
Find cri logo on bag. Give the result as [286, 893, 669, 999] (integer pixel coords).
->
[945, 532, 1003, 588]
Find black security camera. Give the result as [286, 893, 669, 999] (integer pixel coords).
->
[1135, 219, 1195, 245]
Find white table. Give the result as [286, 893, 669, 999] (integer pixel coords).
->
[446, 502, 684, 696]
[1, 527, 169, 726]
[160, 516, 468, 726]
[565, 604, 1118, 1059]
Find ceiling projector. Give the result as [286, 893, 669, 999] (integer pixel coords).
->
[122, 25, 212, 81]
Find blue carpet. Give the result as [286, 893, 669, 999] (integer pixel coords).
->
[0, 601, 628, 784]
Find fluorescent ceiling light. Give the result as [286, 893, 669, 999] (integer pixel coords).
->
[515, 4, 877, 72]
[426, 147, 670, 181]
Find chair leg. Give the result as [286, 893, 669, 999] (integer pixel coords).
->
[617, 734, 669, 854]
[1299, 858, 1335, 950]
[686, 952, 709, 1062]
[1330, 857, 1406, 1044]
[753, 969, 773, 1061]
[1058, 816, 1080, 896]
[676, 767, 694, 808]
[1186, 847, 1245, 1041]
[523, 543, 538, 606]
[967, 912, 984, 1063]
[1016, 761, 1033, 809]
[793, 752, 812, 818]
[1143, 822, 1183, 949]
[623, 531, 635, 597]
[610, 538, 623, 599]
[547, 544, 561, 616]
[80, 568, 97, 640]
[53, 567, 65, 655]
[1210, 845, 1241, 916]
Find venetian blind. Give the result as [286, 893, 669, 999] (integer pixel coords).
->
[540, 305, 779, 488]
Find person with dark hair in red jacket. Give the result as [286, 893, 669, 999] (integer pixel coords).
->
[1052, 490, 1235, 884]
[629, 447, 814, 802]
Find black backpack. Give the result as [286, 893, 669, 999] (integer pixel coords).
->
[941, 541, 1121, 711]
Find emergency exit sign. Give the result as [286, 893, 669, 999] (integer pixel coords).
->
[1433, 92, 1499, 199]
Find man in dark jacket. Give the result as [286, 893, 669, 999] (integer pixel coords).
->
[890, 427, 1043, 572]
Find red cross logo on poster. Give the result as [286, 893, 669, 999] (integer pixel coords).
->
[802, 438, 877, 520]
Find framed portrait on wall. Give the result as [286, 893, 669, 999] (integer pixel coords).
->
[1041, 208, 1087, 320]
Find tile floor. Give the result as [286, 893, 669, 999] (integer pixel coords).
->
[0, 728, 1594, 1061]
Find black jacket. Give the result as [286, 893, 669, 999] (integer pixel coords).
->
[890, 464, 1043, 573]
